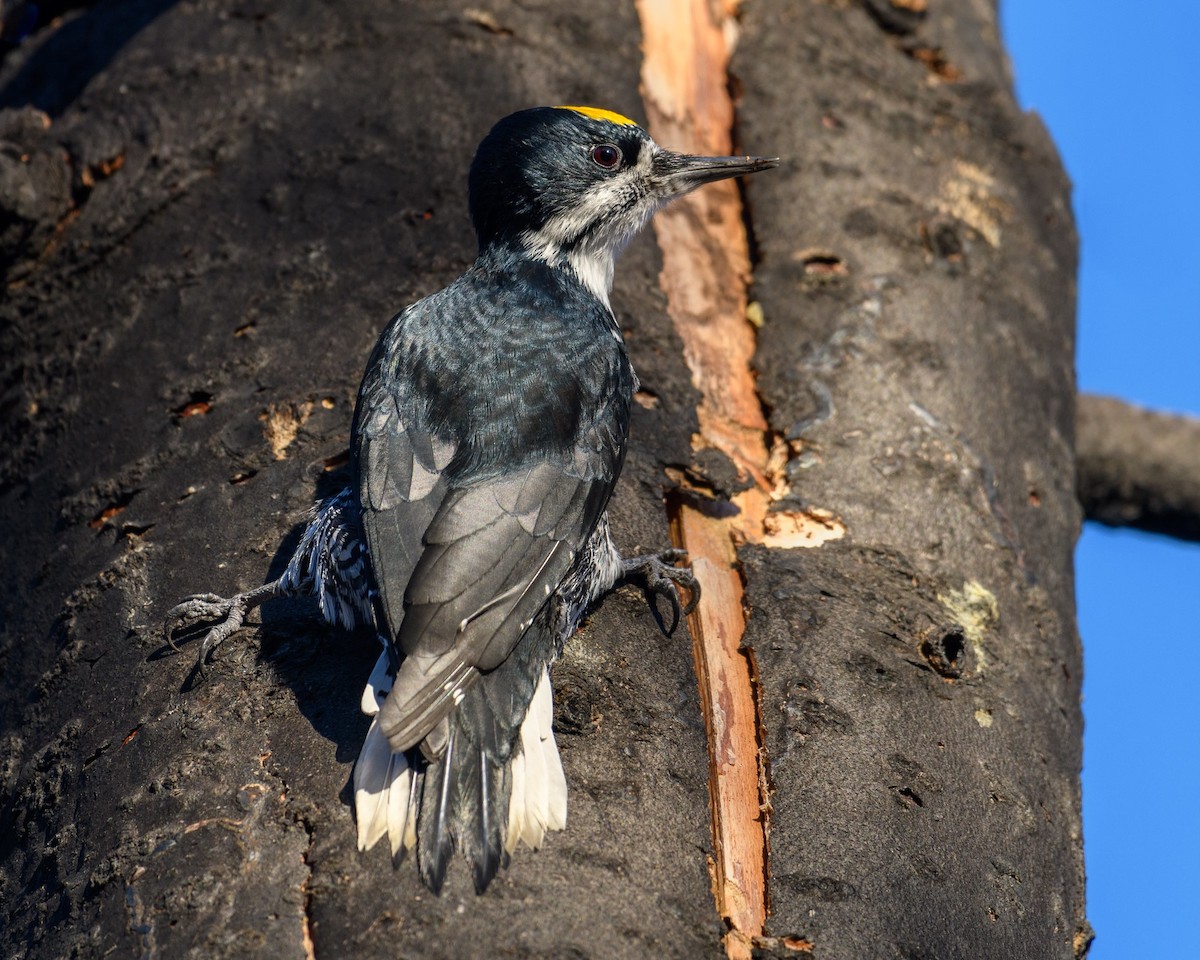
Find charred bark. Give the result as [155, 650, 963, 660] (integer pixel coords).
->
[0, 1, 1087, 958]
[0, 3, 715, 958]
[733, 2, 1087, 956]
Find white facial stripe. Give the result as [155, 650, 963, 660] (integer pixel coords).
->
[520, 144, 663, 307]
[636, 142, 656, 174]
[534, 172, 641, 246]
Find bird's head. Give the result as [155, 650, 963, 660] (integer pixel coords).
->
[468, 106, 778, 304]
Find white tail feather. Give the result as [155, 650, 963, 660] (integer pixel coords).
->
[505, 669, 567, 852]
[520, 689, 549, 848]
[355, 650, 416, 859]
[403, 773, 419, 851]
[354, 717, 394, 850]
[385, 750, 411, 859]
[533, 673, 568, 831]
[361, 650, 392, 716]
[506, 747, 527, 854]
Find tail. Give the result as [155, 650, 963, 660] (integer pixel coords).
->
[417, 709, 508, 894]
[357, 717, 505, 893]
[353, 651, 421, 862]
[417, 667, 567, 893]
[355, 653, 568, 893]
[352, 638, 568, 892]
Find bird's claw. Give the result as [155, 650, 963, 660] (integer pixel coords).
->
[620, 549, 701, 636]
[163, 592, 253, 674]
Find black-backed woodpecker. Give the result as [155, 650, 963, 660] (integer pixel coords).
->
[166, 106, 777, 894]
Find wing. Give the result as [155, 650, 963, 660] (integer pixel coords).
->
[375, 457, 613, 753]
[355, 279, 632, 758]
[356, 385, 456, 639]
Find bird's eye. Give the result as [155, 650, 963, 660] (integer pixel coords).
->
[591, 144, 622, 169]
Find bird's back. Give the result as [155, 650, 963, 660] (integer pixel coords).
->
[356, 247, 634, 483]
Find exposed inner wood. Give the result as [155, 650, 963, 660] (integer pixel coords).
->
[667, 502, 765, 960]
[637, 0, 844, 552]
[636, 1, 770, 957]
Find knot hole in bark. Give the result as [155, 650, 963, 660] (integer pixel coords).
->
[919, 628, 965, 679]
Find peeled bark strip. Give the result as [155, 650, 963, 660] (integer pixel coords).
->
[1077, 392, 1200, 542]
[669, 503, 766, 960]
[0, 2, 1089, 959]
[637, 2, 769, 955]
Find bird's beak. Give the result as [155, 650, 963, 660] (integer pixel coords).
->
[651, 150, 779, 199]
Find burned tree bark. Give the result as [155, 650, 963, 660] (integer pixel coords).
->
[732, 2, 1087, 956]
[0, 2, 1086, 959]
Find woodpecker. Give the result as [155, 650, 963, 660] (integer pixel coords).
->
[166, 106, 777, 894]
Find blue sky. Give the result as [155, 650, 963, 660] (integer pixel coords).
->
[1000, 3, 1200, 956]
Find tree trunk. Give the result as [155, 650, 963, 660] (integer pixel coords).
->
[0, 2, 1086, 958]
[731, 2, 1086, 956]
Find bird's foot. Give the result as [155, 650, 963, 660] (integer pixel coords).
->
[163, 581, 280, 674]
[619, 548, 700, 635]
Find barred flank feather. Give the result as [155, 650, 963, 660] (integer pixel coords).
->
[279, 489, 376, 632]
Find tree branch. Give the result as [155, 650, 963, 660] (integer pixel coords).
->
[1077, 393, 1200, 542]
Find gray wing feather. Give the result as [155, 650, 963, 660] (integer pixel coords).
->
[376, 462, 607, 753]
[357, 390, 455, 650]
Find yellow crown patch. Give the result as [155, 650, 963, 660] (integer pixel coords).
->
[554, 105, 639, 127]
